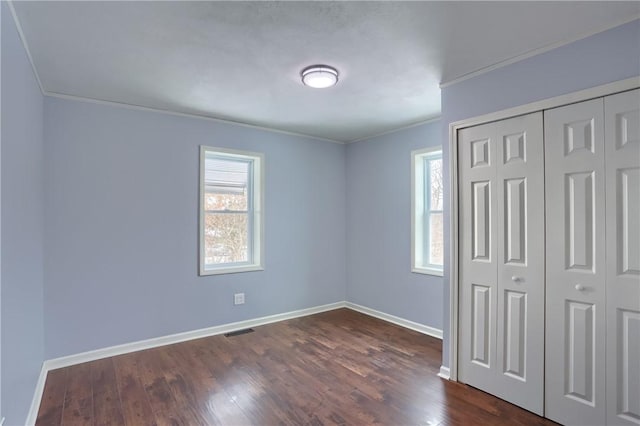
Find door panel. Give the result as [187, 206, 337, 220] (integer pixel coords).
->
[459, 112, 544, 415]
[565, 300, 596, 404]
[495, 113, 544, 415]
[605, 89, 640, 426]
[472, 284, 492, 366]
[503, 290, 526, 380]
[459, 121, 498, 390]
[618, 168, 639, 275]
[565, 171, 595, 271]
[545, 98, 607, 426]
[618, 309, 640, 424]
[472, 181, 492, 261]
[504, 178, 526, 264]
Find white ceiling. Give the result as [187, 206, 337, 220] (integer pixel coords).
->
[11, 1, 640, 142]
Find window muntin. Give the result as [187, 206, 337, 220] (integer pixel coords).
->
[199, 147, 263, 275]
[412, 147, 443, 276]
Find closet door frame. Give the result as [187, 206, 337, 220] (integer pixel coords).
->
[446, 76, 640, 382]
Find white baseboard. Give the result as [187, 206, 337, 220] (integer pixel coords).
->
[438, 365, 451, 380]
[345, 302, 443, 339]
[25, 363, 48, 426]
[45, 301, 347, 371]
[27, 300, 444, 424]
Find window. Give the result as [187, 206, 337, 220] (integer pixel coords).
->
[199, 146, 264, 275]
[412, 147, 443, 276]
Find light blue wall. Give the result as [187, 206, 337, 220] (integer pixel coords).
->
[440, 19, 640, 367]
[43, 97, 347, 359]
[4, 13, 637, 423]
[1, 2, 45, 423]
[346, 121, 443, 331]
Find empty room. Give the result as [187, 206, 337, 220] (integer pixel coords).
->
[1, 1, 639, 425]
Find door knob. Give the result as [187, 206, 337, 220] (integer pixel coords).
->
[512, 276, 522, 283]
[575, 284, 585, 291]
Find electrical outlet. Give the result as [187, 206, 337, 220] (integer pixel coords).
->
[234, 293, 245, 305]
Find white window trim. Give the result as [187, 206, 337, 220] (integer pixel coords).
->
[411, 146, 443, 277]
[199, 146, 265, 276]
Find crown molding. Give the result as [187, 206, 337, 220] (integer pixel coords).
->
[440, 15, 640, 89]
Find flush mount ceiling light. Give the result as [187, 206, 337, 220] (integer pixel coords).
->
[301, 65, 339, 89]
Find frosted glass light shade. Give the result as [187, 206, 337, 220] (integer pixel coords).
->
[301, 65, 339, 89]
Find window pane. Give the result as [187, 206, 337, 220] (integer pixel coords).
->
[429, 212, 443, 266]
[205, 192, 248, 211]
[204, 212, 249, 266]
[430, 158, 443, 211]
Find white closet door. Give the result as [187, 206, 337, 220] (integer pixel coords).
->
[494, 113, 544, 415]
[605, 89, 640, 426]
[459, 121, 499, 392]
[458, 113, 544, 414]
[545, 98, 607, 426]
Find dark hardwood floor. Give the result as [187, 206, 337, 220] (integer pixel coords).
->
[36, 308, 556, 425]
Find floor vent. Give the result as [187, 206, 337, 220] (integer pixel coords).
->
[224, 328, 254, 337]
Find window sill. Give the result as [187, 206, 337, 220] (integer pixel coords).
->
[412, 267, 443, 277]
[200, 264, 264, 276]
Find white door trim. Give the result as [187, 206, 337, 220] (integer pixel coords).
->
[447, 75, 640, 381]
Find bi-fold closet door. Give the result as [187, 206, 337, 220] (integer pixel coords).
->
[458, 112, 545, 415]
[544, 97, 607, 425]
[545, 89, 640, 426]
[604, 90, 640, 426]
[458, 88, 640, 425]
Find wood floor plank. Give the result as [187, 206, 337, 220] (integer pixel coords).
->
[60, 362, 93, 426]
[36, 309, 558, 426]
[91, 358, 125, 426]
[156, 345, 219, 425]
[137, 351, 202, 426]
[112, 353, 157, 426]
[169, 341, 250, 426]
[36, 367, 69, 425]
